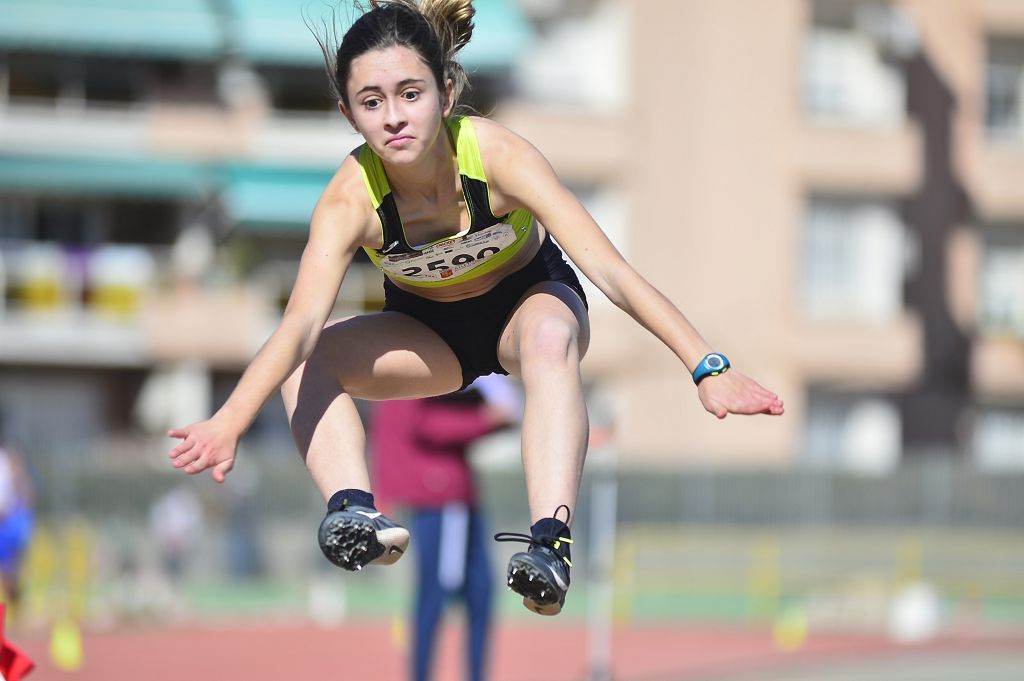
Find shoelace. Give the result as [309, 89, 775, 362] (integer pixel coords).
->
[493, 504, 573, 567]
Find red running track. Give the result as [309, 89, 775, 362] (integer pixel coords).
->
[16, 620, 1023, 681]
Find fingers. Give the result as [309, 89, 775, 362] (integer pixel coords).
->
[172, 447, 204, 471]
[167, 420, 237, 480]
[739, 395, 784, 416]
[168, 439, 192, 459]
[183, 448, 216, 474]
[168, 426, 197, 462]
[212, 460, 234, 484]
[703, 377, 784, 418]
[728, 374, 784, 417]
[168, 433, 210, 472]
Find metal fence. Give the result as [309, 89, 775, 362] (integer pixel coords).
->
[17, 447, 1024, 633]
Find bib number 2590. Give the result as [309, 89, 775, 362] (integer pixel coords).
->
[400, 246, 501, 277]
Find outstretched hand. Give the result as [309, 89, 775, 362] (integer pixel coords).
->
[167, 418, 239, 483]
[697, 370, 784, 419]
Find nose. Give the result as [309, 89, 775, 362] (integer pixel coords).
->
[383, 99, 406, 130]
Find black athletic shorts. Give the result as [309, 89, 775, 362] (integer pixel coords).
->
[383, 233, 588, 389]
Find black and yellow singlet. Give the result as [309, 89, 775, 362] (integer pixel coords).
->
[357, 116, 536, 288]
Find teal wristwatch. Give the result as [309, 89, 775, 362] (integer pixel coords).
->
[692, 353, 730, 385]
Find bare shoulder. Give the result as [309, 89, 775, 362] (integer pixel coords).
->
[468, 116, 539, 161]
[310, 151, 378, 248]
[467, 116, 554, 202]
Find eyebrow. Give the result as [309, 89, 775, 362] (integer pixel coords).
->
[355, 78, 428, 97]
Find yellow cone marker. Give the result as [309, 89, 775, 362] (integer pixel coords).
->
[49, 617, 84, 671]
[772, 605, 809, 652]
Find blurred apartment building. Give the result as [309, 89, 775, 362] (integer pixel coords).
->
[0, 0, 1022, 472]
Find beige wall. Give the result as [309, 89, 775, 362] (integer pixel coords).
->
[612, 0, 805, 464]
[538, 0, 1024, 464]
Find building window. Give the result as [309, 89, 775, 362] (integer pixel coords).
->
[258, 65, 333, 114]
[801, 196, 907, 322]
[6, 52, 63, 102]
[980, 224, 1024, 337]
[801, 0, 906, 126]
[0, 195, 178, 246]
[3, 51, 218, 109]
[804, 390, 901, 473]
[986, 37, 1024, 142]
[973, 408, 1024, 470]
[514, 1, 628, 112]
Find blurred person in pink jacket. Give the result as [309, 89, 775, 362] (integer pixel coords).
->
[372, 375, 517, 681]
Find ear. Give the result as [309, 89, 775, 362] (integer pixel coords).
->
[441, 78, 455, 117]
[338, 100, 358, 130]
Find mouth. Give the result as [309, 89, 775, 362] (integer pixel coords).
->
[385, 135, 414, 148]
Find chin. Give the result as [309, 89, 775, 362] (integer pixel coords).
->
[380, 146, 424, 166]
[379, 151, 417, 166]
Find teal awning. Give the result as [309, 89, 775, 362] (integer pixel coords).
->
[225, 0, 327, 68]
[0, 154, 212, 200]
[226, 0, 534, 69]
[222, 166, 334, 232]
[0, 0, 222, 59]
[461, 0, 534, 70]
[0, 0, 534, 67]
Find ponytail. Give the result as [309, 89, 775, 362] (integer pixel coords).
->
[415, 0, 474, 105]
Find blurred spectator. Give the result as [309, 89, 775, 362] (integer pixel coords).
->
[0, 431, 35, 608]
[224, 467, 265, 580]
[148, 485, 202, 583]
[371, 375, 519, 681]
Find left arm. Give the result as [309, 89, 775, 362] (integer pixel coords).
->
[482, 121, 783, 418]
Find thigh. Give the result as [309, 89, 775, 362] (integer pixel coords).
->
[496, 281, 591, 376]
[305, 311, 464, 399]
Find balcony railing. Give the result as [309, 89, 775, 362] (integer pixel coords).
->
[0, 240, 386, 365]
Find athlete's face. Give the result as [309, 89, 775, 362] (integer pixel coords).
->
[340, 46, 454, 165]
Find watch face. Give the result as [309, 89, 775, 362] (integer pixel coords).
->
[705, 354, 724, 370]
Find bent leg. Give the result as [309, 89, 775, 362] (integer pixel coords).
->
[497, 282, 590, 523]
[281, 312, 463, 501]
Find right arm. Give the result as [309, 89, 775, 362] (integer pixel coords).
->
[168, 158, 373, 481]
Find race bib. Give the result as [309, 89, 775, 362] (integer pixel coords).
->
[380, 223, 518, 282]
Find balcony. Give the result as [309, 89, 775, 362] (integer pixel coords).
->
[972, 336, 1024, 398]
[792, 314, 923, 389]
[0, 101, 152, 157]
[796, 123, 921, 193]
[0, 241, 384, 367]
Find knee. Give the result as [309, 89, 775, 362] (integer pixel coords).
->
[518, 315, 578, 367]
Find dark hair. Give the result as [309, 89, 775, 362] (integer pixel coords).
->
[312, 0, 474, 110]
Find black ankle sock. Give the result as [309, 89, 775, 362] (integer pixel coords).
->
[531, 517, 571, 562]
[327, 489, 376, 513]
